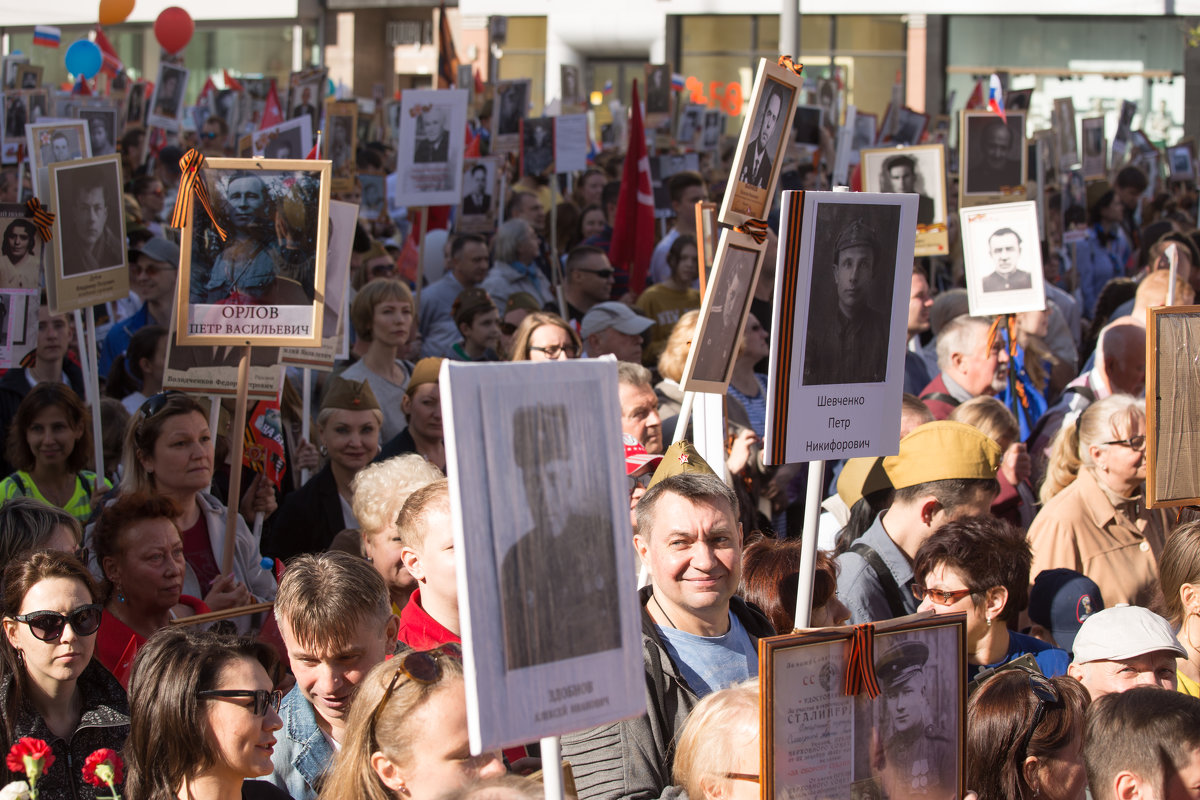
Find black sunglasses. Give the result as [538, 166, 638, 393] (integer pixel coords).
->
[369, 644, 461, 747]
[1017, 671, 1061, 757]
[12, 604, 103, 641]
[579, 268, 615, 279]
[198, 689, 283, 717]
[138, 390, 185, 421]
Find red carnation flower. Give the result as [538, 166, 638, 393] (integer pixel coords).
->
[5, 739, 54, 778]
[81, 749, 124, 789]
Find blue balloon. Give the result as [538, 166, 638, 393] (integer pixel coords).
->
[64, 39, 102, 80]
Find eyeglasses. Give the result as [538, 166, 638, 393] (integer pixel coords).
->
[1017, 671, 1061, 757]
[368, 644, 461, 747]
[198, 689, 283, 717]
[1102, 435, 1146, 451]
[723, 774, 759, 783]
[199, 131, 220, 141]
[911, 585, 974, 606]
[579, 268, 615, 279]
[138, 390, 185, 421]
[11, 604, 103, 641]
[529, 344, 579, 359]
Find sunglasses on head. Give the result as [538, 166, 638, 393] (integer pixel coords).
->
[138, 390, 185, 421]
[12, 604, 103, 641]
[369, 644, 461, 746]
[198, 688, 283, 717]
[1017, 670, 1062, 757]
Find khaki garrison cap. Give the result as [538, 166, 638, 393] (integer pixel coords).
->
[882, 420, 1001, 490]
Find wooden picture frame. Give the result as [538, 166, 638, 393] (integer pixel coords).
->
[1080, 116, 1107, 179]
[718, 57, 804, 228]
[175, 157, 330, 347]
[695, 201, 718, 297]
[325, 100, 358, 193]
[13, 64, 42, 91]
[760, 613, 968, 800]
[1147, 305, 1200, 508]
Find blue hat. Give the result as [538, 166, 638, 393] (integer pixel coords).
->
[1027, 568, 1104, 654]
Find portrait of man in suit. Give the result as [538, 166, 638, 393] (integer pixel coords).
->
[882, 154, 935, 225]
[980, 227, 1032, 293]
[414, 106, 450, 163]
[739, 83, 783, 190]
[462, 164, 491, 215]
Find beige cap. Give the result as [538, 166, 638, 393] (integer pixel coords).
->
[882, 421, 1001, 490]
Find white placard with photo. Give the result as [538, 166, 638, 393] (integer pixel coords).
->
[554, 114, 588, 174]
[253, 116, 314, 160]
[395, 88, 468, 207]
[442, 359, 644, 753]
[146, 63, 189, 132]
[960, 200, 1046, 317]
[763, 190, 917, 466]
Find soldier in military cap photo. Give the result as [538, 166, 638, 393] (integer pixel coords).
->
[803, 206, 900, 386]
[870, 638, 955, 800]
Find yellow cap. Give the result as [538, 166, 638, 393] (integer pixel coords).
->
[882, 420, 1001, 490]
[647, 440, 716, 489]
[405, 357, 443, 397]
[837, 456, 892, 509]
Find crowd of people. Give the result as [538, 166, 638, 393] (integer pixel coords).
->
[0, 64, 1198, 800]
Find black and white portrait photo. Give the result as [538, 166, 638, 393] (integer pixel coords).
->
[1005, 89, 1033, 112]
[702, 109, 723, 151]
[126, 82, 147, 128]
[1054, 97, 1078, 170]
[396, 89, 467, 207]
[254, 115, 312, 162]
[287, 71, 325, 138]
[963, 112, 1025, 196]
[683, 231, 765, 392]
[740, 81, 786, 189]
[462, 162, 492, 214]
[851, 112, 877, 157]
[263, 128, 302, 160]
[15, 65, 41, 91]
[960, 200, 1045, 317]
[492, 80, 529, 155]
[802, 204, 900, 386]
[0, 206, 44, 289]
[1168, 145, 1195, 180]
[325, 103, 357, 191]
[792, 104, 822, 148]
[817, 78, 839, 130]
[147, 64, 188, 130]
[677, 104, 703, 147]
[862, 145, 946, 227]
[1081, 117, 1106, 178]
[78, 108, 117, 157]
[414, 106, 452, 164]
[1, 92, 29, 163]
[53, 158, 125, 278]
[645, 64, 672, 116]
[31, 122, 86, 166]
[560, 64, 582, 107]
[890, 108, 928, 147]
[359, 173, 385, 221]
[458, 157, 500, 234]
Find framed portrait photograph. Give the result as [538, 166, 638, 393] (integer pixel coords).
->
[0, 288, 38, 370]
[791, 104, 823, 148]
[280, 198, 357, 369]
[677, 103, 704, 149]
[719, 57, 803, 228]
[764, 190, 916, 465]
[395, 88, 468, 207]
[457, 156, 501, 234]
[441, 359, 644, 753]
[324, 100, 358, 193]
[358, 173, 386, 222]
[254, 115, 313, 161]
[862, 144, 949, 257]
[46, 154, 130, 313]
[1, 55, 27, 91]
[26, 120, 91, 196]
[2, 91, 47, 164]
[816, 77, 840, 130]
[761, 613, 967, 800]
[14, 65, 42, 91]
[560, 64, 583, 110]
[1147, 306, 1200, 508]
[1005, 88, 1033, 112]
[960, 201, 1046, 317]
[287, 67, 327, 138]
[960, 110, 1027, 205]
[175, 157, 331, 347]
[701, 109, 724, 151]
[1054, 97, 1078, 171]
[1111, 100, 1137, 165]
[520, 116, 555, 179]
[1061, 168, 1088, 245]
[1080, 116, 1106, 179]
[77, 106, 118, 157]
[695, 200, 719, 295]
[147, 63, 189, 132]
[680, 227, 767, 394]
[0, 202, 46, 289]
[644, 63, 672, 119]
[491, 79, 530, 156]
[849, 109, 877, 166]
[126, 81, 148, 129]
[1167, 143, 1195, 181]
[880, 105, 928, 147]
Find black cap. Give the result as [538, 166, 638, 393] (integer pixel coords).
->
[875, 640, 929, 689]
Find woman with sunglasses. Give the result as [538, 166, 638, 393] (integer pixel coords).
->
[672, 678, 759, 800]
[0, 383, 112, 523]
[319, 645, 505, 800]
[126, 627, 290, 800]
[116, 391, 277, 628]
[0, 550, 129, 799]
[913, 515, 1070, 680]
[967, 670, 1089, 800]
[507, 312, 581, 362]
[1029, 394, 1168, 608]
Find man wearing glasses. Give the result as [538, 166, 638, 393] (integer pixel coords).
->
[98, 237, 179, 375]
[562, 246, 617, 326]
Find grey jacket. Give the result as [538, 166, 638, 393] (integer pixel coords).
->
[559, 586, 774, 800]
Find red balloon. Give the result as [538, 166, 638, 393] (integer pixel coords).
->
[154, 6, 194, 55]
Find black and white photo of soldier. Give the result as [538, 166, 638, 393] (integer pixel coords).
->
[802, 204, 900, 386]
[560, 65, 581, 106]
[462, 163, 492, 215]
[289, 83, 320, 136]
[496, 82, 527, 137]
[4, 94, 26, 140]
[522, 117, 554, 178]
[414, 106, 451, 164]
[965, 114, 1024, 194]
[691, 244, 757, 384]
[79, 109, 116, 156]
[55, 161, 124, 277]
[126, 83, 147, 127]
[880, 154, 935, 225]
[645, 65, 671, 115]
[702, 110, 723, 150]
[817, 78, 838, 130]
[43, 129, 81, 164]
[263, 128, 303, 160]
[980, 227, 1033, 293]
[739, 80, 789, 190]
[499, 404, 621, 670]
[852, 114, 877, 154]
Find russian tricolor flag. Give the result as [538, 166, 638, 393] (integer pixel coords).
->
[987, 73, 1006, 123]
[671, 73, 685, 92]
[33, 26, 60, 47]
[602, 80, 614, 96]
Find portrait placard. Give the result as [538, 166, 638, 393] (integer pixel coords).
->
[457, 156, 501, 234]
[520, 117, 554, 179]
[287, 67, 327, 137]
[677, 104, 704, 149]
[761, 613, 967, 800]
[25, 119, 90, 198]
[280, 199, 357, 369]
[960, 110, 1027, 208]
[1111, 100, 1136, 166]
[763, 190, 915, 465]
[47, 154, 129, 314]
[960, 201, 1045, 317]
[147, 63, 189, 132]
[441, 359, 644, 753]
[359, 173, 386, 222]
[861, 144, 949, 257]
[816, 77, 840, 130]
[791, 104, 823, 149]
[560, 64, 583, 111]
[491, 80, 530, 156]
[254, 115, 313, 161]
[1167, 143, 1195, 181]
[164, 299, 285, 399]
[175, 157, 331, 347]
[719, 58, 803, 228]
[848, 109, 877, 167]
[554, 114, 588, 174]
[125, 82, 148, 129]
[0, 288, 37, 370]
[1147, 306, 1200, 508]
[1061, 168, 1088, 245]
[680, 227, 767, 394]
[1080, 117, 1106, 179]
[324, 100, 358, 193]
[644, 64, 672, 121]
[879, 105, 928, 147]
[0, 202, 46, 290]
[701, 109, 723, 152]
[1005, 88, 1033, 112]
[2, 90, 48, 164]
[395, 88, 468, 207]
[14, 65, 42, 91]
[76, 105, 118, 157]
[1054, 97, 1078, 171]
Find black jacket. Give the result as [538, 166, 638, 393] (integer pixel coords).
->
[0, 360, 87, 477]
[263, 463, 344, 562]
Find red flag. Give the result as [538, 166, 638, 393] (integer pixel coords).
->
[93, 27, 123, 78]
[242, 400, 287, 492]
[609, 81, 655, 295]
[474, 68, 484, 97]
[198, 76, 217, 102]
[965, 78, 985, 111]
[436, 0, 460, 89]
[72, 75, 92, 96]
[223, 69, 244, 92]
[259, 80, 284, 130]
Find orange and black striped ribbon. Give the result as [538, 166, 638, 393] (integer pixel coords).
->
[985, 315, 1029, 409]
[777, 55, 805, 77]
[170, 148, 228, 241]
[24, 198, 54, 243]
[735, 218, 769, 245]
[843, 623, 881, 699]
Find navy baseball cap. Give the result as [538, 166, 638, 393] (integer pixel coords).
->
[1027, 568, 1104, 654]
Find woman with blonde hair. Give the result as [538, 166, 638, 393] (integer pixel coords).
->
[1028, 394, 1169, 608]
[318, 646, 504, 800]
[655, 309, 700, 418]
[950, 396, 1035, 528]
[1157, 521, 1200, 696]
[341, 278, 416, 442]
[351, 454, 444, 614]
[507, 312, 581, 362]
[672, 678, 760, 800]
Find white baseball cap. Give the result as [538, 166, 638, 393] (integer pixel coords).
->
[1070, 605, 1185, 665]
